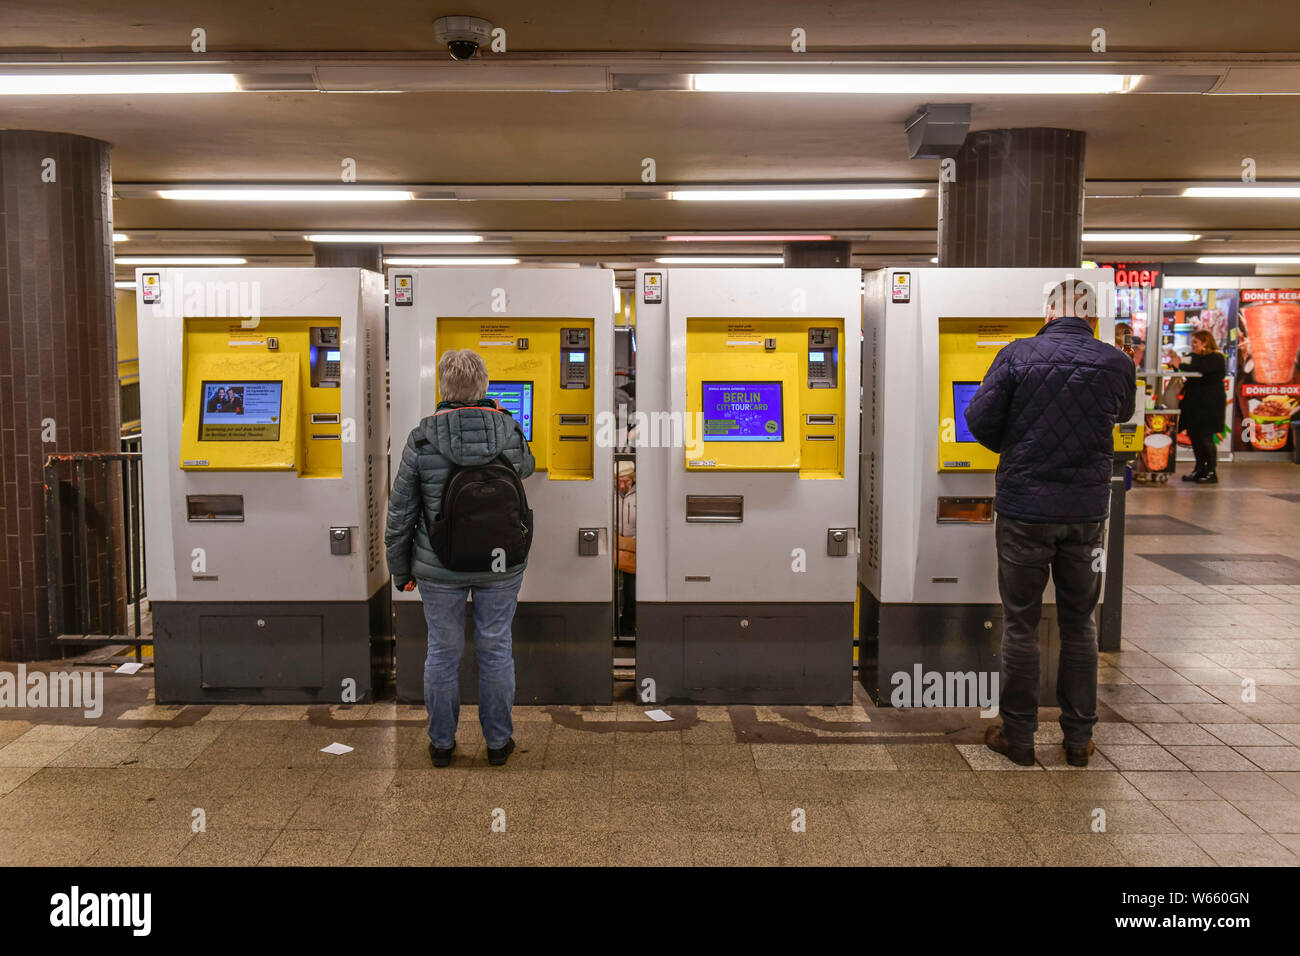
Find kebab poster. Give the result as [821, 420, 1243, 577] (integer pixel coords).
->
[1236, 289, 1300, 452]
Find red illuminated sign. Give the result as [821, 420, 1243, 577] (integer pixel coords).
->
[1099, 262, 1163, 289]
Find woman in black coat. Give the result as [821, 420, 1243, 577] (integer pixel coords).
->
[1166, 330, 1227, 484]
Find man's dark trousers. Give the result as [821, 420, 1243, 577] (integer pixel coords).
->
[996, 516, 1106, 749]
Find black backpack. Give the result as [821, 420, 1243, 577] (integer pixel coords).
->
[428, 453, 533, 572]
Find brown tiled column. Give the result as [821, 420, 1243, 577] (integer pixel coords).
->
[0, 131, 121, 660]
[938, 128, 1086, 268]
[783, 240, 852, 268]
[312, 243, 382, 271]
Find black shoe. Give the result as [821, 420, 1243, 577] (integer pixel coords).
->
[429, 742, 455, 768]
[1194, 472, 1218, 484]
[1063, 739, 1095, 767]
[1180, 471, 1202, 482]
[984, 725, 1035, 767]
[487, 738, 516, 766]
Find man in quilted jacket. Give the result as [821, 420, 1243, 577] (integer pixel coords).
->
[386, 349, 535, 768]
[965, 279, 1136, 768]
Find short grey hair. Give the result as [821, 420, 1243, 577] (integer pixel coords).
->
[437, 348, 490, 403]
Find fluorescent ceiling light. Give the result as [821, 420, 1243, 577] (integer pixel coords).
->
[671, 188, 925, 202]
[1183, 186, 1300, 198]
[112, 233, 128, 242]
[1083, 233, 1201, 242]
[663, 234, 834, 242]
[0, 73, 238, 95]
[159, 188, 413, 202]
[691, 73, 1128, 95]
[383, 257, 520, 265]
[1197, 256, 1300, 264]
[307, 233, 483, 243]
[115, 256, 248, 265]
[930, 257, 939, 263]
[115, 281, 137, 290]
[655, 256, 785, 264]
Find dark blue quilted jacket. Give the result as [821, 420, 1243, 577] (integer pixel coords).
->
[964, 317, 1136, 524]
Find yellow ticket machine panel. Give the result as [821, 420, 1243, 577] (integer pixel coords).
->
[179, 317, 343, 476]
[436, 317, 594, 480]
[938, 315, 1140, 470]
[937, 317, 1043, 472]
[684, 317, 845, 477]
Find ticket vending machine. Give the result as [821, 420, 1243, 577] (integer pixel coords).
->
[858, 267, 1137, 705]
[137, 268, 389, 703]
[388, 268, 615, 704]
[635, 268, 861, 704]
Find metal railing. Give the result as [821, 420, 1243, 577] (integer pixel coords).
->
[43, 445, 147, 660]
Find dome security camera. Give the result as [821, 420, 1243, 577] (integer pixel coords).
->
[434, 15, 493, 61]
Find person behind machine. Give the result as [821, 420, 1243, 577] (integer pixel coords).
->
[616, 461, 636, 636]
[1165, 329, 1226, 484]
[964, 279, 1137, 768]
[385, 348, 535, 768]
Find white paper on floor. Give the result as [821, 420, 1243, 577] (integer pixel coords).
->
[644, 709, 673, 722]
[114, 662, 143, 675]
[320, 742, 354, 755]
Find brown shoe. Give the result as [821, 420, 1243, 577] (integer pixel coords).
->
[985, 725, 1035, 766]
[1063, 739, 1095, 767]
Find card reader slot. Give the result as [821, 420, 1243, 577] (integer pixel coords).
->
[558, 414, 589, 426]
[311, 434, 341, 441]
[805, 414, 837, 425]
[937, 497, 994, 523]
[187, 494, 244, 522]
[805, 435, 836, 441]
[686, 495, 743, 523]
[558, 435, 589, 442]
[311, 413, 341, 424]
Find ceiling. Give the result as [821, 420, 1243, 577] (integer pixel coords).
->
[3, 0, 1300, 279]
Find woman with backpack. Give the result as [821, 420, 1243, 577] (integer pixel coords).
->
[386, 348, 535, 768]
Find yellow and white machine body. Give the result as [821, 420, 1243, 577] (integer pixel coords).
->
[859, 267, 1133, 704]
[137, 268, 389, 703]
[635, 268, 861, 704]
[388, 268, 615, 704]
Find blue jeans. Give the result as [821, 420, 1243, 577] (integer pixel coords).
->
[418, 573, 523, 750]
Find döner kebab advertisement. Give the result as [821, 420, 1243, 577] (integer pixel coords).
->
[1236, 290, 1300, 452]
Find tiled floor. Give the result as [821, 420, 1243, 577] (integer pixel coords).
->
[1, 462, 1298, 867]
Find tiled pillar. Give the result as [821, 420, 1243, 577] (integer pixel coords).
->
[938, 128, 1086, 268]
[784, 240, 852, 268]
[312, 243, 382, 272]
[0, 131, 121, 660]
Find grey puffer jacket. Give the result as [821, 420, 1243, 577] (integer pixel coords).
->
[386, 403, 535, 588]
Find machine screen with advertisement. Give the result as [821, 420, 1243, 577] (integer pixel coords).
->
[701, 381, 784, 442]
[386, 268, 616, 706]
[634, 268, 862, 706]
[136, 268, 389, 705]
[861, 267, 1134, 708]
[198, 381, 283, 441]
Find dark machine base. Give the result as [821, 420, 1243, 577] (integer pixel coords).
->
[394, 600, 613, 705]
[635, 602, 854, 705]
[858, 588, 1102, 708]
[152, 587, 391, 705]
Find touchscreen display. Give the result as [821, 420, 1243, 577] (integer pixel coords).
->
[486, 380, 534, 441]
[199, 381, 283, 441]
[952, 381, 981, 443]
[702, 381, 783, 442]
